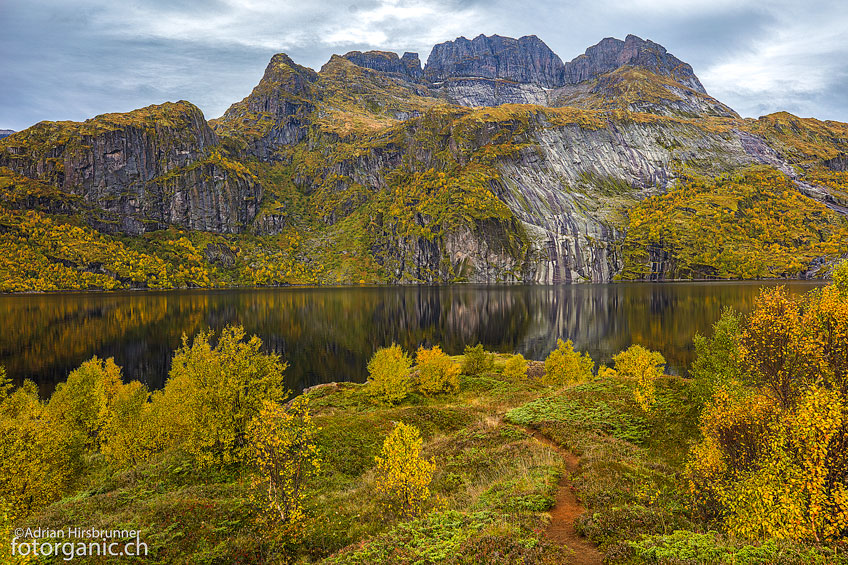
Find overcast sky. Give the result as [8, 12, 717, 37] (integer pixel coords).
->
[1, 0, 846, 131]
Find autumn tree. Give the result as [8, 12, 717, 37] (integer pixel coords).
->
[100, 381, 157, 469]
[543, 339, 593, 386]
[248, 397, 320, 538]
[740, 286, 824, 408]
[0, 381, 74, 519]
[612, 345, 666, 412]
[157, 325, 289, 466]
[0, 368, 11, 401]
[416, 345, 460, 395]
[833, 259, 848, 295]
[687, 282, 848, 541]
[461, 344, 494, 376]
[374, 423, 435, 518]
[367, 344, 413, 404]
[503, 354, 528, 380]
[46, 357, 124, 451]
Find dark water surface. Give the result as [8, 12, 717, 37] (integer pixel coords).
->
[0, 281, 824, 395]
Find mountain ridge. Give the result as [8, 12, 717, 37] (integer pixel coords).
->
[0, 32, 846, 291]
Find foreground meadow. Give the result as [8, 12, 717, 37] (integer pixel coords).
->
[2, 263, 848, 564]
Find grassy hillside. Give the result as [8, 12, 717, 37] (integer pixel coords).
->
[6, 275, 848, 563]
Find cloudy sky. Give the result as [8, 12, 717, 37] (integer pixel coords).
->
[1, 0, 846, 131]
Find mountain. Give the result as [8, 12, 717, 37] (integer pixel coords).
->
[0, 130, 13, 139]
[0, 33, 846, 291]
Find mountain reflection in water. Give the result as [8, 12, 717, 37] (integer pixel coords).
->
[0, 281, 824, 395]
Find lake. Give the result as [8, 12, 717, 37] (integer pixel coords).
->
[0, 281, 824, 395]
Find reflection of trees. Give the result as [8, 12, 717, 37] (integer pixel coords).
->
[0, 292, 209, 394]
[517, 282, 822, 374]
[0, 281, 824, 394]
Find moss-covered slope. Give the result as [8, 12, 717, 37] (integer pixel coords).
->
[2, 34, 848, 290]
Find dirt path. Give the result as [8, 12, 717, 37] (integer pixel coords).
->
[531, 431, 604, 565]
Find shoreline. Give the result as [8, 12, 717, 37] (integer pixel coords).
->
[0, 277, 831, 296]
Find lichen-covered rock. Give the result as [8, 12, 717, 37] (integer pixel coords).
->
[212, 53, 318, 159]
[0, 101, 261, 234]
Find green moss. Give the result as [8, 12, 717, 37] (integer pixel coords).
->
[619, 165, 848, 280]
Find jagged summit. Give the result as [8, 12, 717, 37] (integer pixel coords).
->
[423, 34, 565, 88]
[342, 50, 423, 81]
[333, 33, 715, 111]
[563, 34, 706, 93]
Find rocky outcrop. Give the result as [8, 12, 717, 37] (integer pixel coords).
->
[825, 154, 848, 171]
[562, 35, 706, 93]
[212, 53, 318, 160]
[420, 33, 716, 112]
[342, 50, 423, 81]
[430, 78, 548, 107]
[0, 101, 261, 234]
[424, 34, 566, 87]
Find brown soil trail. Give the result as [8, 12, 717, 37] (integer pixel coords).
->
[531, 430, 604, 565]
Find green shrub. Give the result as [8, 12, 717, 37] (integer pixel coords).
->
[505, 395, 648, 443]
[502, 354, 528, 380]
[367, 344, 413, 404]
[462, 344, 494, 376]
[624, 530, 845, 565]
[543, 339, 593, 385]
[691, 307, 744, 405]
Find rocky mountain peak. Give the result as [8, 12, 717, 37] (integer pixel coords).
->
[0, 129, 14, 139]
[562, 34, 706, 93]
[259, 53, 318, 97]
[342, 50, 423, 81]
[423, 33, 566, 88]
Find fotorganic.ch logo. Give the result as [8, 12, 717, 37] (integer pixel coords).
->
[10, 526, 148, 561]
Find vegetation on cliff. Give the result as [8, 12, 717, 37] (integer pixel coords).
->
[2, 34, 848, 289]
[619, 166, 848, 280]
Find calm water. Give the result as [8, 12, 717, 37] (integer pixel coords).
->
[0, 282, 824, 395]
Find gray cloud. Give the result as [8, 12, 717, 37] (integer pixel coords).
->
[1, 0, 846, 130]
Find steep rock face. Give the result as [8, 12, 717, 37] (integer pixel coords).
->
[492, 117, 763, 282]
[297, 105, 768, 283]
[212, 54, 318, 160]
[430, 78, 549, 107]
[562, 35, 706, 93]
[424, 34, 565, 87]
[342, 50, 423, 81]
[0, 102, 261, 234]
